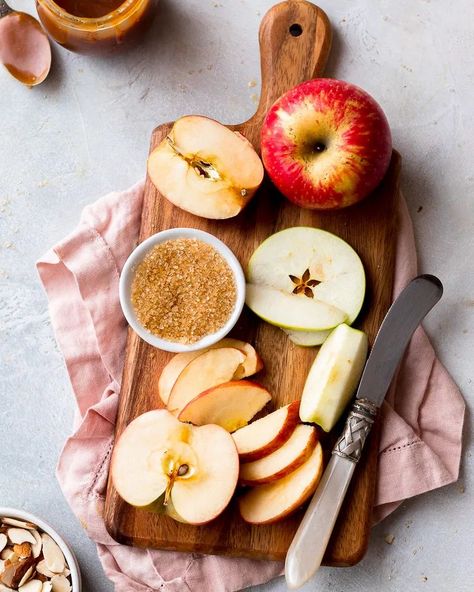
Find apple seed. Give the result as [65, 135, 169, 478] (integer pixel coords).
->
[177, 464, 189, 476]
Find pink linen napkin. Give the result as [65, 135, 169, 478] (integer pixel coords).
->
[36, 181, 465, 591]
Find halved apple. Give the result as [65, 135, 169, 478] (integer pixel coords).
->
[178, 380, 271, 432]
[239, 442, 323, 525]
[246, 227, 365, 339]
[246, 284, 347, 331]
[148, 115, 264, 219]
[110, 409, 239, 524]
[239, 424, 317, 486]
[167, 347, 245, 416]
[158, 339, 263, 405]
[232, 400, 300, 462]
[300, 323, 368, 432]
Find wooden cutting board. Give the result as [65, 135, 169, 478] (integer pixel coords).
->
[104, 0, 401, 564]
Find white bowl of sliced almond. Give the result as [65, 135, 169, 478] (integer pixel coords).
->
[0, 508, 81, 591]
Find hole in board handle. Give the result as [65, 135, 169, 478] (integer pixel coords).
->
[289, 23, 303, 37]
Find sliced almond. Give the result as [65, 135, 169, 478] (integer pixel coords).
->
[18, 565, 34, 587]
[20, 579, 44, 592]
[41, 535, 65, 574]
[14, 542, 32, 559]
[36, 573, 48, 583]
[36, 559, 56, 578]
[1, 555, 35, 588]
[42, 582, 53, 592]
[31, 530, 42, 559]
[7, 528, 37, 545]
[0, 549, 16, 561]
[0, 536, 6, 554]
[0, 584, 15, 592]
[0, 560, 3, 575]
[50, 575, 71, 592]
[1, 518, 36, 530]
[62, 568, 70, 578]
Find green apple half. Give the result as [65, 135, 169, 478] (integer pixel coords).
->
[246, 227, 365, 340]
[299, 323, 368, 432]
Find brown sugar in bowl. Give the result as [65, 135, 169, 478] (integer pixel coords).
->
[119, 228, 246, 353]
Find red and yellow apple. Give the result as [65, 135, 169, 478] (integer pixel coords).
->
[261, 78, 392, 209]
[111, 410, 239, 524]
[239, 442, 324, 525]
[178, 380, 272, 432]
[166, 347, 246, 416]
[232, 400, 300, 462]
[239, 424, 317, 486]
[158, 339, 263, 405]
[148, 115, 264, 219]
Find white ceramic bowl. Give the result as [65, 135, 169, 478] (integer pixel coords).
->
[0, 507, 82, 591]
[119, 228, 246, 353]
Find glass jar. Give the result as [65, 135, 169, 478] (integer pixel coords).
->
[36, 0, 157, 54]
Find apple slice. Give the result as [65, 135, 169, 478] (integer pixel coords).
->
[284, 328, 330, 347]
[226, 339, 264, 380]
[239, 424, 317, 486]
[148, 115, 264, 220]
[246, 283, 347, 331]
[232, 401, 300, 462]
[247, 227, 365, 336]
[178, 380, 271, 432]
[167, 347, 245, 416]
[300, 323, 368, 432]
[158, 339, 263, 405]
[239, 442, 323, 525]
[111, 409, 239, 525]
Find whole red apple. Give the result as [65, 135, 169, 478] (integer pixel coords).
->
[261, 78, 392, 210]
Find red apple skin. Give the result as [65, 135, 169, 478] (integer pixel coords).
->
[239, 425, 317, 486]
[236, 400, 301, 463]
[261, 78, 392, 210]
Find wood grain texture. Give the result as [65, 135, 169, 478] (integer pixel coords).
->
[104, 0, 401, 564]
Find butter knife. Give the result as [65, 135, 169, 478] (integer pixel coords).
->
[285, 274, 443, 589]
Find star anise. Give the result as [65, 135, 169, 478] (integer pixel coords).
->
[289, 268, 321, 298]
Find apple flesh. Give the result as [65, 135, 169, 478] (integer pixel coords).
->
[300, 323, 368, 431]
[178, 380, 271, 432]
[246, 227, 365, 334]
[246, 284, 347, 331]
[232, 400, 300, 462]
[239, 442, 323, 525]
[285, 328, 330, 347]
[110, 409, 239, 524]
[239, 424, 317, 486]
[158, 339, 263, 405]
[148, 115, 264, 219]
[167, 347, 245, 416]
[261, 78, 392, 210]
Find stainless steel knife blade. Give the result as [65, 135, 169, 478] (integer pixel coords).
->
[285, 274, 443, 589]
[355, 274, 443, 407]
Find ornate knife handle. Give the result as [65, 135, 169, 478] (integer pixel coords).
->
[333, 398, 378, 463]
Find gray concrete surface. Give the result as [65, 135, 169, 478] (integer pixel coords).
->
[0, 0, 472, 591]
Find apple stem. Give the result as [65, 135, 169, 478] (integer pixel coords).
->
[164, 472, 176, 506]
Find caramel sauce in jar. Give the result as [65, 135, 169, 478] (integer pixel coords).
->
[35, 0, 157, 54]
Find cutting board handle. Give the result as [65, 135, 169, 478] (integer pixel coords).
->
[250, 0, 332, 127]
